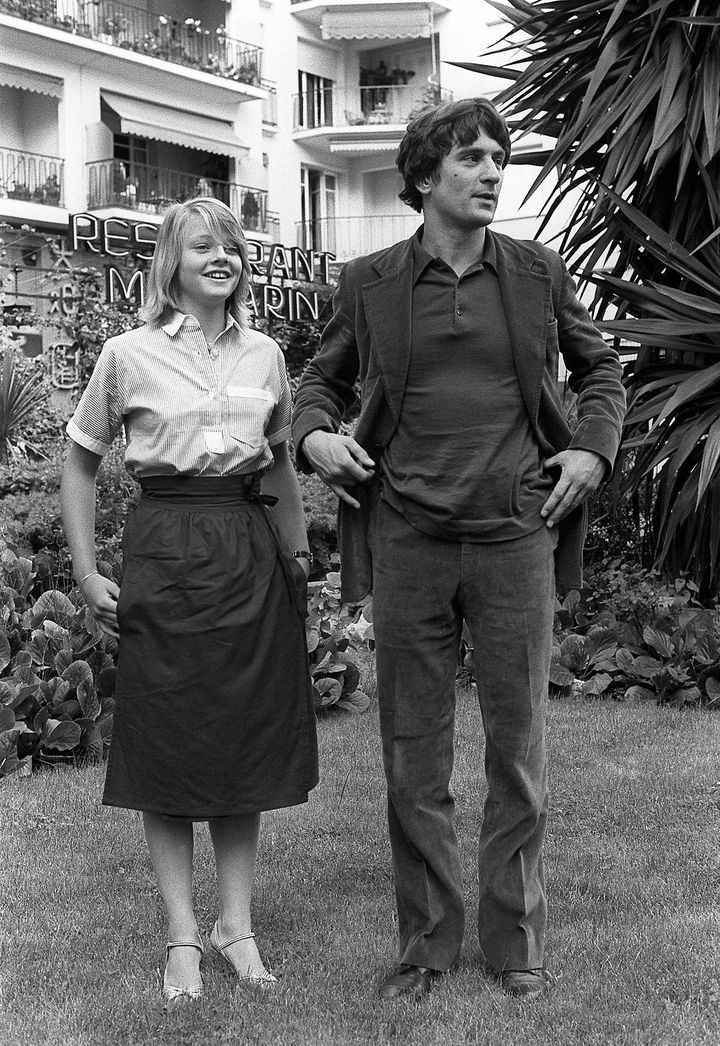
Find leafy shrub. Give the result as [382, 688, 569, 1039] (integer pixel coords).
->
[306, 561, 373, 715]
[298, 472, 338, 579]
[0, 543, 120, 778]
[0, 443, 135, 565]
[584, 481, 644, 567]
[551, 564, 720, 707]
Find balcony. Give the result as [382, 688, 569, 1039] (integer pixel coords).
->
[0, 0, 262, 85]
[293, 84, 452, 151]
[297, 213, 421, 260]
[0, 147, 64, 206]
[87, 160, 271, 235]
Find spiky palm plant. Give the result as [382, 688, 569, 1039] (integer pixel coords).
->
[580, 193, 720, 592]
[0, 342, 49, 464]
[462, 0, 720, 292]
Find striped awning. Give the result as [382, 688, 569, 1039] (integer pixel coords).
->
[0, 64, 63, 97]
[321, 8, 431, 40]
[101, 91, 249, 158]
[330, 139, 402, 153]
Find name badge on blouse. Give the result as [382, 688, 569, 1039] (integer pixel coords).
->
[203, 428, 224, 455]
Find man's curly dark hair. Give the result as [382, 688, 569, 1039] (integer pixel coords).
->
[396, 97, 512, 214]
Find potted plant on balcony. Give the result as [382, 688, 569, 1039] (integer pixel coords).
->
[229, 61, 257, 85]
[7, 183, 31, 201]
[241, 192, 260, 232]
[102, 13, 128, 43]
[42, 174, 61, 206]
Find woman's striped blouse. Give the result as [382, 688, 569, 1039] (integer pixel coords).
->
[66, 312, 292, 477]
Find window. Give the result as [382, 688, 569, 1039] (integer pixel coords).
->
[113, 134, 149, 174]
[297, 71, 334, 130]
[300, 168, 337, 254]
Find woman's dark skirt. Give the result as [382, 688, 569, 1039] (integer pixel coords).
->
[102, 475, 319, 818]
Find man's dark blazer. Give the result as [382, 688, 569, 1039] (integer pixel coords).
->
[292, 229, 627, 603]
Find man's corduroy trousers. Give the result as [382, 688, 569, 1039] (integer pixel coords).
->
[370, 497, 557, 973]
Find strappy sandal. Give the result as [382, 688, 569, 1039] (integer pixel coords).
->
[210, 922, 277, 986]
[161, 935, 204, 1004]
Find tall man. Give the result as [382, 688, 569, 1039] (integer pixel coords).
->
[292, 99, 626, 999]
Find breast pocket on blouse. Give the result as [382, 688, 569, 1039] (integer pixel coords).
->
[225, 386, 275, 450]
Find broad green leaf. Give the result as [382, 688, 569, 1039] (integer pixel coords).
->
[0, 630, 10, 673]
[586, 626, 619, 662]
[671, 686, 701, 706]
[614, 648, 635, 672]
[624, 684, 656, 701]
[336, 691, 370, 715]
[582, 673, 613, 697]
[642, 627, 675, 658]
[705, 677, 720, 704]
[31, 590, 75, 628]
[77, 680, 100, 721]
[630, 655, 662, 679]
[314, 678, 342, 708]
[558, 634, 588, 672]
[61, 660, 94, 690]
[0, 707, 15, 732]
[79, 725, 104, 762]
[549, 661, 575, 688]
[53, 648, 75, 675]
[43, 720, 81, 751]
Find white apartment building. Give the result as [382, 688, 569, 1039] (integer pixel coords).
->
[0, 0, 556, 349]
[0, 0, 551, 244]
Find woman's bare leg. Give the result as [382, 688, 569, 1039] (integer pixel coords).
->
[143, 812, 201, 990]
[209, 813, 272, 978]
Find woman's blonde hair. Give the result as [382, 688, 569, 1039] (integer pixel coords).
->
[139, 197, 251, 328]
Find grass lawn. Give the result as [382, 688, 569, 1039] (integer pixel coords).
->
[2, 693, 720, 1046]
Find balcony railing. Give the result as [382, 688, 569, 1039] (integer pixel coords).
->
[297, 214, 421, 260]
[87, 160, 271, 233]
[0, 147, 64, 206]
[0, 0, 262, 85]
[293, 84, 452, 131]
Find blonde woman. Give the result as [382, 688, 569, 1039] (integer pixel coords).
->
[61, 198, 317, 1003]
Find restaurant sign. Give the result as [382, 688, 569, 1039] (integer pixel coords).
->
[70, 213, 336, 322]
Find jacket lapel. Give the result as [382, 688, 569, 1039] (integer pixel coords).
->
[489, 230, 552, 426]
[360, 238, 415, 425]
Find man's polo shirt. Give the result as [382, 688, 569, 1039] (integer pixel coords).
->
[381, 234, 554, 541]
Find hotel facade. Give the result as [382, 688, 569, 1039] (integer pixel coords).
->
[0, 0, 555, 388]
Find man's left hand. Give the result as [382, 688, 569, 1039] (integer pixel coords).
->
[540, 449, 606, 528]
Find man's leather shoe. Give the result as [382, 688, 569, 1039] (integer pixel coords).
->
[378, 964, 436, 999]
[501, 968, 551, 998]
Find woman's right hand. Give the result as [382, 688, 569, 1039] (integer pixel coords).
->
[80, 574, 121, 638]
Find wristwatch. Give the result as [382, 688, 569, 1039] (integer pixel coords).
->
[291, 550, 314, 566]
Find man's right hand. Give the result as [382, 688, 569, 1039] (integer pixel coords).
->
[302, 430, 376, 508]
